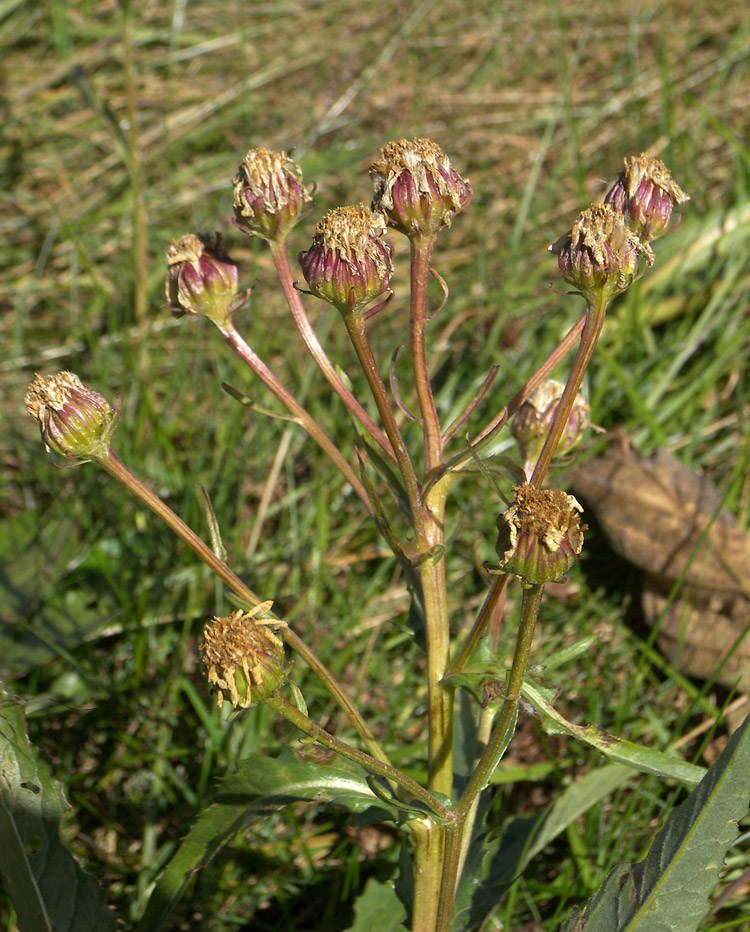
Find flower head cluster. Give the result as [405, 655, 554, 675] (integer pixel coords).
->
[550, 152, 688, 305]
[200, 605, 286, 709]
[496, 485, 585, 587]
[512, 380, 590, 480]
[233, 148, 313, 244]
[370, 137, 472, 239]
[165, 233, 241, 327]
[24, 371, 118, 462]
[298, 205, 394, 315]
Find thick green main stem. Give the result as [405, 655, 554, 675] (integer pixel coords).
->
[409, 819, 447, 932]
[95, 449, 391, 767]
[436, 583, 545, 932]
[419, 481, 454, 798]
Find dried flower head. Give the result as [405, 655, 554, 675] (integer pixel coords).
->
[233, 148, 313, 243]
[24, 371, 118, 462]
[512, 380, 590, 480]
[495, 485, 585, 586]
[298, 204, 394, 315]
[200, 603, 286, 709]
[604, 152, 689, 243]
[370, 137, 472, 238]
[549, 204, 646, 305]
[165, 233, 241, 327]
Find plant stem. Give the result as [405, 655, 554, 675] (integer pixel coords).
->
[436, 583, 545, 931]
[93, 449, 391, 766]
[447, 573, 509, 678]
[409, 819, 447, 932]
[530, 297, 607, 488]
[270, 242, 397, 463]
[409, 236, 442, 475]
[220, 320, 373, 515]
[420, 480, 454, 798]
[431, 313, 587, 484]
[456, 705, 495, 880]
[342, 310, 423, 526]
[266, 694, 448, 820]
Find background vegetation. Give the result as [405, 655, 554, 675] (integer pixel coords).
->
[2, 0, 749, 929]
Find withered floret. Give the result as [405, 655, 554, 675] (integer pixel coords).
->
[165, 232, 241, 326]
[233, 148, 313, 243]
[495, 485, 585, 586]
[604, 152, 689, 244]
[200, 606, 286, 709]
[511, 380, 590, 480]
[370, 137, 472, 238]
[298, 204, 393, 315]
[24, 371, 118, 462]
[549, 204, 646, 305]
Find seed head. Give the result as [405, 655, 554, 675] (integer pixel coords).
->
[370, 137, 472, 239]
[233, 148, 313, 243]
[512, 380, 590, 480]
[24, 371, 118, 462]
[200, 605, 286, 709]
[165, 233, 241, 327]
[604, 152, 689, 244]
[495, 485, 585, 587]
[298, 205, 394, 315]
[549, 204, 646, 305]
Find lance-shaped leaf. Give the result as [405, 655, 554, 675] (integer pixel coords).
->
[0, 685, 118, 932]
[522, 679, 706, 786]
[136, 749, 399, 932]
[559, 712, 750, 932]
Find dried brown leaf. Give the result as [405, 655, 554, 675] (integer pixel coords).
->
[570, 446, 750, 687]
[569, 446, 749, 598]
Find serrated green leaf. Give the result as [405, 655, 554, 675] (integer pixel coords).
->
[0, 684, 118, 932]
[136, 749, 399, 932]
[559, 713, 750, 932]
[345, 877, 408, 932]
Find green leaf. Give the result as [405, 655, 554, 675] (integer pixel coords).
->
[522, 679, 706, 786]
[0, 684, 118, 932]
[451, 809, 541, 932]
[345, 877, 408, 932]
[137, 749, 399, 932]
[559, 712, 750, 932]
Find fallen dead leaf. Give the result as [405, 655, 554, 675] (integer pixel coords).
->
[569, 446, 750, 689]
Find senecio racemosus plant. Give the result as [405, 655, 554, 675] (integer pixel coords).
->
[23, 141, 750, 932]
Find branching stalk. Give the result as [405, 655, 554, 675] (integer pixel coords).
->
[93, 448, 391, 766]
[267, 694, 448, 819]
[409, 236, 443, 475]
[270, 242, 397, 462]
[219, 320, 373, 515]
[530, 297, 607, 488]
